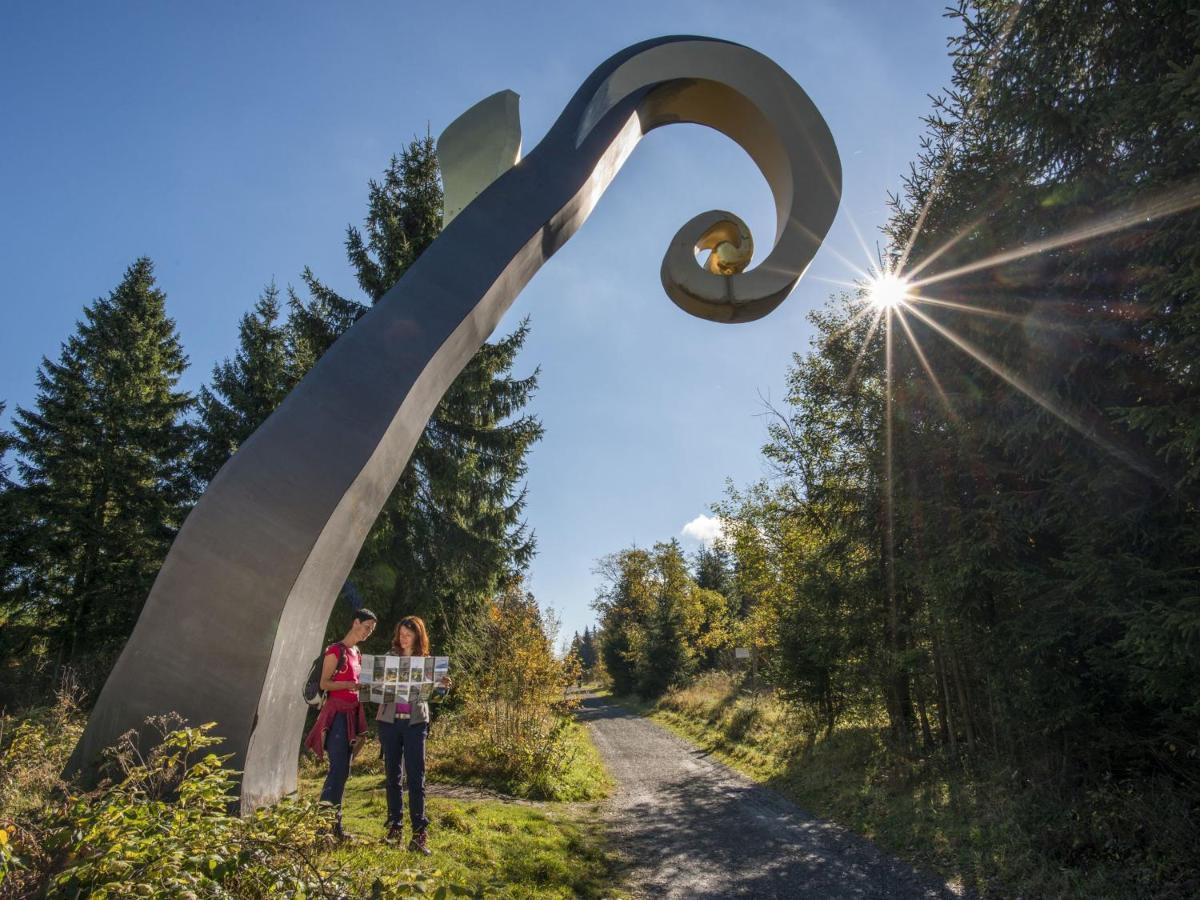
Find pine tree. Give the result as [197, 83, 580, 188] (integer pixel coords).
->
[579, 626, 598, 673]
[567, 630, 584, 672]
[13, 258, 194, 662]
[692, 543, 743, 622]
[193, 282, 292, 483]
[593, 548, 654, 696]
[0, 402, 20, 605]
[284, 270, 365, 379]
[295, 136, 542, 639]
[0, 403, 12, 492]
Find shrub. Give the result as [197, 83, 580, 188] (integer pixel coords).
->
[2, 710, 383, 898]
[0, 702, 468, 898]
[430, 580, 600, 800]
[0, 678, 85, 820]
[42, 719, 348, 898]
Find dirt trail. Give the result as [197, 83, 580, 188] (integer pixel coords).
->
[580, 695, 965, 899]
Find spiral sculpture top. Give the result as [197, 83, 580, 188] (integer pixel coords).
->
[575, 38, 841, 320]
[438, 36, 842, 322]
[68, 36, 841, 810]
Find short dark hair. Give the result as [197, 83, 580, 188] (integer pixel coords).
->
[353, 608, 378, 623]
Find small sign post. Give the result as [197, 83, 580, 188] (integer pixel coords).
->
[735, 646, 757, 691]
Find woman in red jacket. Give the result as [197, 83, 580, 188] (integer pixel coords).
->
[303, 607, 377, 839]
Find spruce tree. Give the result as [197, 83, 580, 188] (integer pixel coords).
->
[295, 136, 542, 639]
[14, 258, 194, 662]
[638, 541, 698, 695]
[593, 548, 654, 696]
[0, 403, 20, 606]
[579, 626, 598, 673]
[0, 403, 12, 492]
[692, 544, 742, 618]
[193, 282, 292, 483]
[567, 630, 584, 668]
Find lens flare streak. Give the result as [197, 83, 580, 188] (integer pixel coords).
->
[893, 306, 955, 418]
[908, 178, 1200, 290]
[895, 1, 1025, 276]
[900, 301, 1165, 485]
[847, 306, 886, 386]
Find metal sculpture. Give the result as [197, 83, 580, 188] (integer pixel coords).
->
[68, 35, 841, 810]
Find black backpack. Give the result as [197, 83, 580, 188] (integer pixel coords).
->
[303, 642, 347, 708]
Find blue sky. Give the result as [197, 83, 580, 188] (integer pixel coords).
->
[1, 2, 956, 644]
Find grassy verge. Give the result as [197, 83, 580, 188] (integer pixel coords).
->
[304, 716, 613, 804]
[300, 771, 622, 898]
[620, 673, 1194, 899]
[430, 718, 613, 802]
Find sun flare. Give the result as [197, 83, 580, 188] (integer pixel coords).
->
[866, 272, 911, 309]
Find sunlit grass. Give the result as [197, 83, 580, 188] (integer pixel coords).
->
[298, 771, 623, 899]
[431, 718, 613, 801]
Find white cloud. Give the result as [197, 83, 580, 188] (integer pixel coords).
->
[681, 514, 725, 547]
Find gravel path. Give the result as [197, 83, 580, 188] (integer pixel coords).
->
[580, 695, 965, 899]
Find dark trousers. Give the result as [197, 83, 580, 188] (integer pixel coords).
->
[378, 718, 429, 831]
[319, 712, 351, 808]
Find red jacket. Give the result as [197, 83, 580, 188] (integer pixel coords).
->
[303, 695, 367, 760]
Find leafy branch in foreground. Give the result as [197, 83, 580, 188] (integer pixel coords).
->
[45, 719, 346, 898]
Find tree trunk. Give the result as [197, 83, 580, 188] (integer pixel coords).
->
[932, 629, 957, 755]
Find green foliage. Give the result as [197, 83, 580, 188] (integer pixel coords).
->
[0, 822, 17, 889]
[192, 281, 293, 483]
[0, 401, 13, 491]
[862, 0, 1200, 771]
[593, 4, 1200, 892]
[704, 0, 1200, 802]
[8, 258, 194, 665]
[1, 699, 452, 898]
[566, 626, 599, 679]
[0, 682, 85, 820]
[0, 685, 86, 891]
[692, 545, 738, 614]
[432, 581, 608, 801]
[44, 720, 346, 898]
[1, 692, 608, 898]
[645, 677, 1200, 898]
[0, 401, 22, 622]
[594, 541, 733, 698]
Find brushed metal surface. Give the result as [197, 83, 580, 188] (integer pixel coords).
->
[437, 89, 522, 227]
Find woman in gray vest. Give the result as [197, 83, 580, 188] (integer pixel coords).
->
[376, 615, 451, 853]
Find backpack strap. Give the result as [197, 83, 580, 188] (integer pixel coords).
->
[329, 642, 348, 677]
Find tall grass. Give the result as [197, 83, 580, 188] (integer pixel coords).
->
[0, 674, 85, 822]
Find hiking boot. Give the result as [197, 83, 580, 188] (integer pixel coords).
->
[408, 827, 431, 855]
[386, 822, 403, 843]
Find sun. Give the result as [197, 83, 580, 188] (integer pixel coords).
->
[867, 272, 911, 309]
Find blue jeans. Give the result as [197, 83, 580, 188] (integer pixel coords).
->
[378, 718, 429, 830]
[319, 712, 351, 809]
